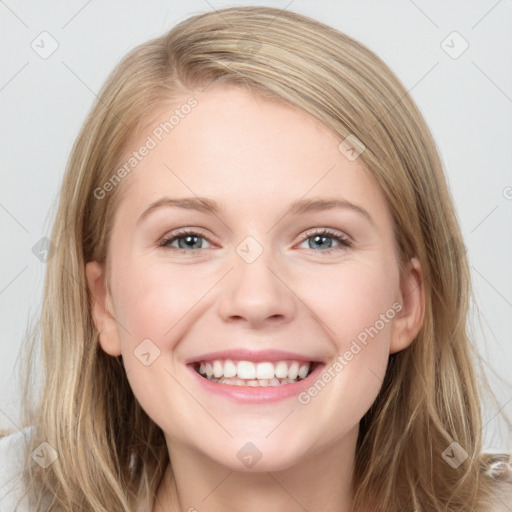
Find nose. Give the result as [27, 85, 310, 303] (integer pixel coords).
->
[216, 248, 297, 329]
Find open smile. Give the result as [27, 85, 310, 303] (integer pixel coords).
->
[186, 353, 325, 403]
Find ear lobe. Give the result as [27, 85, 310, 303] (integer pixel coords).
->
[389, 257, 425, 354]
[85, 261, 122, 357]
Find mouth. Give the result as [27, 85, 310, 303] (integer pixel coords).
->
[190, 359, 321, 387]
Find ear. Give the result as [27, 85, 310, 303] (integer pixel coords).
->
[85, 261, 122, 356]
[390, 256, 425, 354]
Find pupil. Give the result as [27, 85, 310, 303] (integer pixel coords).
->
[180, 235, 201, 249]
[311, 235, 332, 249]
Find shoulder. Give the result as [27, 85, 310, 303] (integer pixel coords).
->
[0, 427, 35, 512]
[480, 451, 512, 512]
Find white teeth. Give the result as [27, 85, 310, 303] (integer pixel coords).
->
[275, 361, 288, 379]
[237, 361, 256, 380]
[223, 360, 237, 378]
[196, 358, 313, 385]
[288, 362, 299, 380]
[213, 360, 224, 378]
[298, 363, 309, 379]
[256, 362, 274, 379]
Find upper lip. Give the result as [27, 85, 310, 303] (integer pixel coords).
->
[185, 349, 323, 365]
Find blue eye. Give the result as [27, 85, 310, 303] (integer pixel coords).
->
[298, 229, 352, 253]
[159, 230, 212, 253]
[159, 228, 352, 254]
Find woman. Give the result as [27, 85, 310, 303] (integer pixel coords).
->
[1, 6, 510, 511]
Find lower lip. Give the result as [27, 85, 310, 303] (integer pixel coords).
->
[187, 363, 325, 403]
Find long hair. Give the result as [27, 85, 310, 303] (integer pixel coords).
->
[19, 6, 510, 511]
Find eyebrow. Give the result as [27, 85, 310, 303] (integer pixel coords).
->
[137, 196, 375, 227]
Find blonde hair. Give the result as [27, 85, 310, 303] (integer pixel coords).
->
[19, 6, 510, 511]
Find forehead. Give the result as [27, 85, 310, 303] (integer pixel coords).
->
[113, 84, 390, 227]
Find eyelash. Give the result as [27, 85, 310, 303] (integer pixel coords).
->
[158, 228, 352, 255]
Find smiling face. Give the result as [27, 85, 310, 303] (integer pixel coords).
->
[86, 84, 424, 474]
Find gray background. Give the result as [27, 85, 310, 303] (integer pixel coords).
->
[1, 0, 511, 451]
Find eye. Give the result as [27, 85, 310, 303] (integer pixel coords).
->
[158, 227, 352, 255]
[297, 228, 352, 253]
[159, 229, 213, 253]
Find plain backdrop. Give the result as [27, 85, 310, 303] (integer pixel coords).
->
[1, 0, 511, 451]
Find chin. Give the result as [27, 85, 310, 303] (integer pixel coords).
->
[202, 437, 311, 473]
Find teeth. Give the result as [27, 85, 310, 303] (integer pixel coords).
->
[288, 362, 299, 380]
[196, 359, 313, 385]
[298, 364, 309, 379]
[275, 361, 288, 379]
[214, 376, 295, 387]
[213, 360, 224, 378]
[237, 361, 256, 380]
[256, 362, 274, 379]
[223, 360, 237, 378]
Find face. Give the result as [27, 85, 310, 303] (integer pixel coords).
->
[86, 84, 423, 473]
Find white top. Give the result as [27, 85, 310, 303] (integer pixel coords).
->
[1, 427, 511, 511]
[0, 427, 34, 512]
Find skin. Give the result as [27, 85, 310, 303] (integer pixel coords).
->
[86, 84, 424, 512]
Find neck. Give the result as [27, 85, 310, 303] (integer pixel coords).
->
[152, 426, 358, 512]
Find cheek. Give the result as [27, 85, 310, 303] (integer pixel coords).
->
[297, 258, 398, 402]
[301, 257, 399, 348]
[110, 262, 205, 431]
[113, 259, 209, 345]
